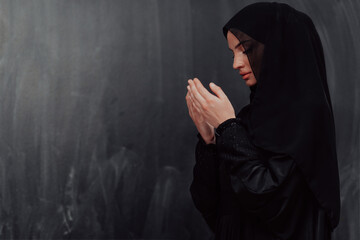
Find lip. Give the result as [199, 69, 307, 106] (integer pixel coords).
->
[240, 72, 251, 80]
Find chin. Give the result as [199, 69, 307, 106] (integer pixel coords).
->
[245, 79, 257, 86]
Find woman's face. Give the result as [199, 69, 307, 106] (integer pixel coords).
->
[227, 30, 257, 86]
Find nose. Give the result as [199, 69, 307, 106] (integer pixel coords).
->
[233, 54, 245, 70]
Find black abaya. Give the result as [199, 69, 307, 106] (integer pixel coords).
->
[190, 104, 331, 239]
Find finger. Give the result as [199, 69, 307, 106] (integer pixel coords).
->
[186, 92, 196, 120]
[188, 97, 195, 118]
[187, 88, 203, 115]
[186, 90, 192, 103]
[187, 92, 204, 122]
[189, 99, 204, 122]
[194, 78, 215, 100]
[209, 82, 227, 99]
[188, 84, 203, 111]
[186, 91, 193, 110]
[185, 91, 191, 107]
[189, 92, 203, 114]
[187, 90, 201, 117]
[188, 80, 206, 108]
[187, 85, 196, 102]
[187, 97, 194, 119]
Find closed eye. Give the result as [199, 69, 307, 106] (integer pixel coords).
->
[243, 47, 252, 54]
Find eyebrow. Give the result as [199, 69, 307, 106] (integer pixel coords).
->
[228, 40, 250, 51]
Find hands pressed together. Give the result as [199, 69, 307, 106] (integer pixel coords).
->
[185, 78, 236, 144]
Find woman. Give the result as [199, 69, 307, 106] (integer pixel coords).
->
[185, 2, 340, 240]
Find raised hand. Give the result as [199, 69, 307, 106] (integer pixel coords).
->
[186, 90, 215, 144]
[187, 78, 235, 128]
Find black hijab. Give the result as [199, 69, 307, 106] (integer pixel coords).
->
[222, 2, 340, 230]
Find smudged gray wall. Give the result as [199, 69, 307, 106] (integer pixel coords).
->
[0, 0, 357, 239]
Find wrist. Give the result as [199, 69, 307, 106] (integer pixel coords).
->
[215, 118, 242, 138]
[205, 135, 216, 145]
[216, 115, 236, 128]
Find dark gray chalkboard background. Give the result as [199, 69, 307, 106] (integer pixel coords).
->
[0, 0, 358, 239]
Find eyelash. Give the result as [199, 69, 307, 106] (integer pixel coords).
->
[231, 49, 251, 58]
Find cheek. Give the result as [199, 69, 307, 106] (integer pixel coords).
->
[234, 54, 245, 65]
[245, 56, 252, 69]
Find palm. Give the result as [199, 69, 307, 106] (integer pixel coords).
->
[186, 91, 215, 144]
[196, 116, 214, 142]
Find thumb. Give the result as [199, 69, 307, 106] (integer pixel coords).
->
[209, 82, 226, 99]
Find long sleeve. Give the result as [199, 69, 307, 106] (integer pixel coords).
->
[189, 133, 219, 232]
[214, 117, 297, 224]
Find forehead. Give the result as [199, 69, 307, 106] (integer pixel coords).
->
[227, 29, 252, 48]
[227, 31, 239, 43]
